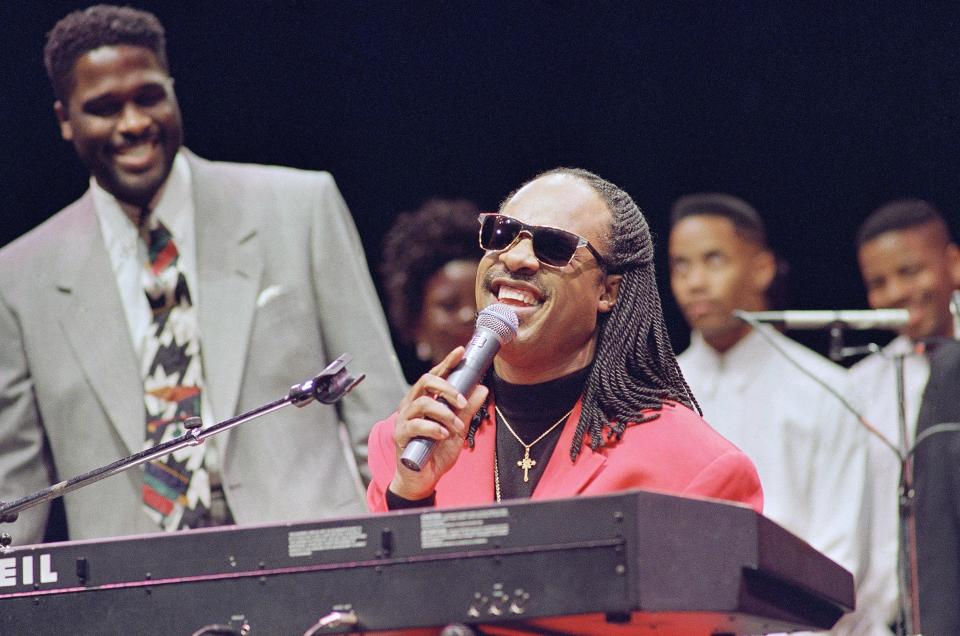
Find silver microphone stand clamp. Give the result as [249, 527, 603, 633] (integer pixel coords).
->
[288, 354, 365, 406]
[0, 354, 364, 548]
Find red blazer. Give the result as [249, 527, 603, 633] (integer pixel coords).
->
[367, 399, 762, 513]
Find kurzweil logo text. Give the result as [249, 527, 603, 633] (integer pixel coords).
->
[0, 555, 59, 587]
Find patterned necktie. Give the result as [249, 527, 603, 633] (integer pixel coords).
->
[140, 215, 212, 530]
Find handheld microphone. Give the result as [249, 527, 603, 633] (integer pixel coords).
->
[734, 309, 909, 331]
[400, 303, 519, 471]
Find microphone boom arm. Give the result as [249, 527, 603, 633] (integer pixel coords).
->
[735, 309, 910, 331]
[0, 354, 363, 543]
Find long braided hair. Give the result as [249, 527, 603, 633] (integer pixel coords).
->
[465, 168, 699, 460]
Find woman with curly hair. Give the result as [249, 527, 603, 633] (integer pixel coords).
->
[381, 198, 482, 381]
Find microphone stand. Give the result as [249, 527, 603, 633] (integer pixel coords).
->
[735, 312, 919, 633]
[817, 342, 923, 636]
[739, 308, 960, 634]
[828, 322, 844, 362]
[892, 353, 921, 636]
[827, 322, 886, 362]
[820, 342, 952, 636]
[867, 340, 960, 636]
[0, 354, 364, 548]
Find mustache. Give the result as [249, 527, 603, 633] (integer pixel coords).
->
[116, 128, 159, 147]
[482, 268, 547, 297]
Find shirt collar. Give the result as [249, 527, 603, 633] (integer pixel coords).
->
[91, 152, 192, 245]
[686, 326, 777, 396]
[883, 334, 926, 358]
[492, 364, 591, 426]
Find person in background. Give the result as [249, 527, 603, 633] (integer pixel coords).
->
[381, 198, 481, 382]
[0, 4, 406, 544]
[850, 199, 960, 634]
[668, 192, 883, 635]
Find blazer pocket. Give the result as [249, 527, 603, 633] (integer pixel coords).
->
[252, 287, 312, 335]
[256, 284, 285, 308]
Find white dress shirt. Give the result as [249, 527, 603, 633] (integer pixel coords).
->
[848, 336, 930, 629]
[680, 326, 885, 635]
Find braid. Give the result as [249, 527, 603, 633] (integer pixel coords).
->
[543, 169, 699, 460]
[465, 391, 490, 448]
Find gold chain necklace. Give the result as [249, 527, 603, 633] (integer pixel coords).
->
[494, 405, 574, 485]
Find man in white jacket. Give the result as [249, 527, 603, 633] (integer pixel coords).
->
[668, 193, 884, 635]
[849, 199, 960, 633]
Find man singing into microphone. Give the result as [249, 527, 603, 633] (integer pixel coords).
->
[366, 169, 761, 517]
[667, 194, 882, 634]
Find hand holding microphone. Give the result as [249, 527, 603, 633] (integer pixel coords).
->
[389, 304, 518, 500]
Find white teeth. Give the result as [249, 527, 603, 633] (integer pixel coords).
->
[497, 286, 537, 305]
[116, 141, 154, 157]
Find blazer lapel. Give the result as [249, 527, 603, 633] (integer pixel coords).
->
[532, 400, 607, 500]
[189, 153, 263, 426]
[57, 195, 145, 455]
[438, 404, 498, 506]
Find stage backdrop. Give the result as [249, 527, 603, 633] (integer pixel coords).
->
[2, 1, 958, 363]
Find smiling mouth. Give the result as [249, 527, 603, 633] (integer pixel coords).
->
[498, 286, 539, 306]
[111, 139, 160, 171]
[490, 277, 545, 309]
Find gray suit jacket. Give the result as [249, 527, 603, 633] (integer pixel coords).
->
[0, 150, 407, 544]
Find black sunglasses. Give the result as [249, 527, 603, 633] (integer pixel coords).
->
[478, 213, 607, 269]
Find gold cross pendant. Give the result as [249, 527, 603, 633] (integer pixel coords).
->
[517, 450, 536, 482]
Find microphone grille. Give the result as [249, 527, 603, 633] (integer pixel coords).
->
[476, 303, 519, 345]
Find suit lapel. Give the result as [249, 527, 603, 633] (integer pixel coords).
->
[531, 400, 607, 500]
[189, 153, 263, 426]
[439, 405, 497, 505]
[57, 194, 145, 455]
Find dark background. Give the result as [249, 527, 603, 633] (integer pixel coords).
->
[3, 1, 959, 367]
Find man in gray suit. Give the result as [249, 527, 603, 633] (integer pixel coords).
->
[0, 5, 406, 544]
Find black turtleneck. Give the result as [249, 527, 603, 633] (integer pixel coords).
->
[492, 365, 591, 500]
[385, 365, 592, 510]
